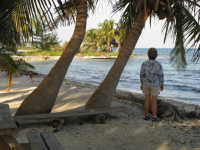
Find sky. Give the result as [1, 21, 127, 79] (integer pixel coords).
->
[56, 1, 174, 48]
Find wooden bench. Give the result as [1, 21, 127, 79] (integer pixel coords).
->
[23, 130, 64, 150]
[14, 106, 125, 125]
[0, 104, 17, 135]
[0, 103, 18, 150]
[14, 106, 125, 132]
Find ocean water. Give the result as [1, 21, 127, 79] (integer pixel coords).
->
[33, 48, 200, 105]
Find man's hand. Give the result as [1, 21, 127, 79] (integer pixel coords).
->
[160, 83, 164, 91]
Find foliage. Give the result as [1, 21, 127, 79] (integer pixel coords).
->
[0, 51, 34, 75]
[0, 2, 21, 54]
[0, 15, 20, 50]
[15, 58, 35, 73]
[19, 47, 119, 57]
[0, 0, 65, 69]
[77, 50, 119, 57]
[112, 0, 200, 68]
[0, 0, 65, 42]
[82, 19, 121, 52]
[0, 53, 18, 74]
[31, 20, 60, 50]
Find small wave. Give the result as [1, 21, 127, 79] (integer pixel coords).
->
[33, 54, 200, 104]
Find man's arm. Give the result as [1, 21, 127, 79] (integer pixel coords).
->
[159, 65, 164, 91]
[140, 63, 145, 90]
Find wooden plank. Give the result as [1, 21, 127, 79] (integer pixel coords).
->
[14, 106, 125, 125]
[0, 104, 17, 130]
[26, 131, 48, 150]
[20, 143, 31, 150]
[0, 129, 17, 136]
[41, 132, 64, 150]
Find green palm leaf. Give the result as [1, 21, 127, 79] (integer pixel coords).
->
[113, 0, 139, 31]
[0, 0, 65, 42]
[162, 1, 200, 67]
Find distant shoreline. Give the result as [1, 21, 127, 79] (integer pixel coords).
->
[13, 55, 120, 62]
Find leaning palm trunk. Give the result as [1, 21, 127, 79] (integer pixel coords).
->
[15, 0, 87, 116]
[85, 11, 147, 109]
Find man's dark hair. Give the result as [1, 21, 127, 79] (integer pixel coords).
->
[148, 48, 158, 60]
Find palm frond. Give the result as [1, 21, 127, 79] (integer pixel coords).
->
[16, 58, 35, 71]
[56, 0, 99, 26]
[162, 1, 200, 68]
[112, 0, 140, 31]
[170, 2, 187, 68]
[0, 53, 18, 73]
[1, 0, 65, 42]
[182, 6, 200, 62]
[0, 15, 20, 49]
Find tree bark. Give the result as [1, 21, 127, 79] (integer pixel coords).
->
[6, 71, 12, 91]
[15, 0, 87, 116]
[85, 11, 147, 109]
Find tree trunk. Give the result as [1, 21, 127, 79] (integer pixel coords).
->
[85, 11, 147, 109]
[6, 71, 12, 91]
[15, 0, 87, 116]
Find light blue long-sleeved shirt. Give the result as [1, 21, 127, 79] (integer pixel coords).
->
[140, 60, 164, 88]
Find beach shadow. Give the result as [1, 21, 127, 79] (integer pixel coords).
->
[52, 86, 94, 112]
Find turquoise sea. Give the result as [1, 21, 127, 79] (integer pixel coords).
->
[34, 48, 200, 105]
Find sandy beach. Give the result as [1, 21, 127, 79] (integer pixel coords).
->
[0, 57, 200, 150]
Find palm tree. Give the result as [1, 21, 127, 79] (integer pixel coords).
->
[83, 29, 98, 50]
[0, 54, 17, 91]
[15, 0, 98, 116]
[1, 0, 65, 43]
[114, 25, 126, 52]
[0, 2, 36, 91]
[83, 20, 116, 52]
[85, 0, 200, 109]
[0, 54, 35, 91]
[98, 19, 116, 51]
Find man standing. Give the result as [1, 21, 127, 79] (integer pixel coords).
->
[140, 48, 164, 121]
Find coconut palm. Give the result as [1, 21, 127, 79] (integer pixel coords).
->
[0, 0, 65, 44]
[0, 54, 17, 91]
[83, 29, 98, 50]
[98, 19, 116, 51]
[15, 0, 99, 116]
[0, 53, 35, 91]
[83, 20, 116, 51]
[0, 5, 32, 91]
[0, 0, 64, 93]
[85, 0, 200, 109]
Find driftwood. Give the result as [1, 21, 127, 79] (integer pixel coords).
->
[14, 106, 125, 132]
[14, 106, 124, 125]
[114, 90, 200, 121]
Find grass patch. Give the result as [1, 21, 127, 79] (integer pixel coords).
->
[19, 49, 63, 56]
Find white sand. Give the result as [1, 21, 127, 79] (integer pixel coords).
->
[0, 59, 200, 150]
